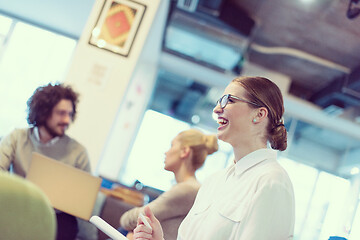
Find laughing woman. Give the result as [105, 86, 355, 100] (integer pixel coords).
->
[133, 76, 295, 240]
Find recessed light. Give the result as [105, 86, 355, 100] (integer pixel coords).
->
[350, 167, 359, 175]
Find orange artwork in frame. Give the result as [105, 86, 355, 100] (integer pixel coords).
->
[89, 0, 146, 57]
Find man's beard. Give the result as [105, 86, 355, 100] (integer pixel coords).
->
[44, 122, 66, 138]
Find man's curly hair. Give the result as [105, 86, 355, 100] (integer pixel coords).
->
[26, 83, 79, 127]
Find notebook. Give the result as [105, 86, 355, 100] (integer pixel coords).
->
[26, 152, 102, 220]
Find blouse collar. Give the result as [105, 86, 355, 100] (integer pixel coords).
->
[228, 148, 277, 177]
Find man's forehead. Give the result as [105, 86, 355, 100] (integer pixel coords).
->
[53, 99, 73, 111]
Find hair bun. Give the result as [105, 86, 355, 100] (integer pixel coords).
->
[269, 125, 287, 151]
[204, 135, 219, 155]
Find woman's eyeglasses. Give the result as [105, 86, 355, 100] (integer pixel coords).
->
[216, 94, 261, 109]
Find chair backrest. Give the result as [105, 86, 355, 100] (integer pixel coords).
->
[0, 172, 56, 240]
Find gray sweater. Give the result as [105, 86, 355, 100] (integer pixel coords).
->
[0, 128, 91, 176]
[120, 177, 201, 240]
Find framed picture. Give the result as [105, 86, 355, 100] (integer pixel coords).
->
[89, 0, 146, 57]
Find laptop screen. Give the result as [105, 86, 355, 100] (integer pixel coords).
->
[26, 152, 102, 220]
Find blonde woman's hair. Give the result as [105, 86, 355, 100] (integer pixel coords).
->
[177, 129, 218, 170]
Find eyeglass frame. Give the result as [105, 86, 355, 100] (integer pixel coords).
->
[216, 94, 261, 109]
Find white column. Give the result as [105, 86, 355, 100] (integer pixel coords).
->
[64, 0, 169, 177]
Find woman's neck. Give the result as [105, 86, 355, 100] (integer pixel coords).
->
[174, 164, 195, 183]
[232, 141, 267, 163]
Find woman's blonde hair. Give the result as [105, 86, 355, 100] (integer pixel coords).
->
[177, 129, 218, 170]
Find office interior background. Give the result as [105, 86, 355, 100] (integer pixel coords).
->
[0, 0, 360, 239]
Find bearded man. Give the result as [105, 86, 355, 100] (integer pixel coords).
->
[0, 83, 91, 240]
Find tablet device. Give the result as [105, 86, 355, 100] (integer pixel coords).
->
[90, 216, 128, 240]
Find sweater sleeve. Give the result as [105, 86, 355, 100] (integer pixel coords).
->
[0, 130, 17, 171]
[120, 180, 200, 231]
[75, 149, 91, 173]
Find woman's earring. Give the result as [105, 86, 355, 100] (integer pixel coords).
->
[253, 119, 257, 123]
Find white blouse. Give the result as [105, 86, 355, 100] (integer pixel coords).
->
[177, 148, 295, 240]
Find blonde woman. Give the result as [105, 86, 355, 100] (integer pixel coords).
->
[120, 129, 218, 240]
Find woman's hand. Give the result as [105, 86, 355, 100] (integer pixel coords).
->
[126, 231, 134, 240]
[133, 206, 164, 240]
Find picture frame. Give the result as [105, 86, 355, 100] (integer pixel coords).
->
[89, 0, 147, 57]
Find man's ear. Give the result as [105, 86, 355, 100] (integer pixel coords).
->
[180, 146, 191, 158]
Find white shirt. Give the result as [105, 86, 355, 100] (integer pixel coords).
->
[33, 127, 60, 146]
[178, 148, 295, 240]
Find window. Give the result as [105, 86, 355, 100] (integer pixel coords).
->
[0, 15, 12, 51]
[279, 158, 350, 240]
[0, 15, 76, 136]
[279, 157, 319, 239]
[349, 198, 360, 240]
[120, 109, 232, 191]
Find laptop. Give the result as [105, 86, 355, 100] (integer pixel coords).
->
[26, 152, 102, 220]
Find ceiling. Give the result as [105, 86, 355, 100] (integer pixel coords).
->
[234, 0, 360, 107]
[164, 0, 360, 106]
[155, 0, 360, 126]
[1, 0, 360, 177]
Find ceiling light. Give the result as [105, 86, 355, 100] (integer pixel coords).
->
[177, 0, 199, 12]
[323, 105, 344, 117]
[350, 167, 359, 175]
[191, 115, 200, 124]
[299, 0, 315, 4]
[165, 26, 243, 70]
